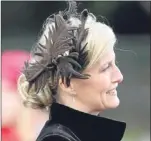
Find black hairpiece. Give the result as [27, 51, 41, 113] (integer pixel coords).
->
[23, 1, 90, 94]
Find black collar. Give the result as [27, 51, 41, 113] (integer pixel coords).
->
[50, 103, 126, 141]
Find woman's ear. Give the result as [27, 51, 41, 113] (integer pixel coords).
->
[58, 78, 75, 94]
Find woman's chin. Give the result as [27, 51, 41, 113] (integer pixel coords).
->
[104, 94, 120, 109]
[107, 96, 120, 109]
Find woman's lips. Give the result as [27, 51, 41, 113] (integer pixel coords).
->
[106, 89, 117, 96]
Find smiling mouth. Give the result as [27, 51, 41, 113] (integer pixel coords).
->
[106, 89, 117, 96]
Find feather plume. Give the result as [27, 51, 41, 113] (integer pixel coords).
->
[23, 3, 90, 94]
[23, 14, 76, 93]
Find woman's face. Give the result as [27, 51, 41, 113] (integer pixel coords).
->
[72, 48, 123, 113]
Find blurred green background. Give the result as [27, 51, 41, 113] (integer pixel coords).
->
[1, 1, 150, 141]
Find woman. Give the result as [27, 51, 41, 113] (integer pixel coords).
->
[18, 1, 126, 141]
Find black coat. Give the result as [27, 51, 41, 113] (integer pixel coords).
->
[36, 103, 126, 141]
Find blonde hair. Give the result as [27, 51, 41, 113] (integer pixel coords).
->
[18, 12, 116, 110]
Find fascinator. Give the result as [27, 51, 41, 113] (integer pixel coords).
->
[23, 1, 90, 94]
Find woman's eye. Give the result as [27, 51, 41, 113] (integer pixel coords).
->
[101, 63, 112, 72]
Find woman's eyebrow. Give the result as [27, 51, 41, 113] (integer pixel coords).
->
[100, 60, 112, 67]
[101, 56, 115, 66]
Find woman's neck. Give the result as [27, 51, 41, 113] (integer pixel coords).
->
[56, 94, 100, 116]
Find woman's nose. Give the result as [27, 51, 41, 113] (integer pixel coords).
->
[112, 66, 123, 84]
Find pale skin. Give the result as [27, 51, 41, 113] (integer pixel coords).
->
[57, 47, 123, 115]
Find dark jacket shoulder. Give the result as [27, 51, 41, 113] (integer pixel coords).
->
[36, 122, 80, 141]
[37, 103, 126, 141]
[42, 135, 69, 141]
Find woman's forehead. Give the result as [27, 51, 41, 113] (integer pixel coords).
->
[84, 49, 115, 72]
[98, 49, 115, 65]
